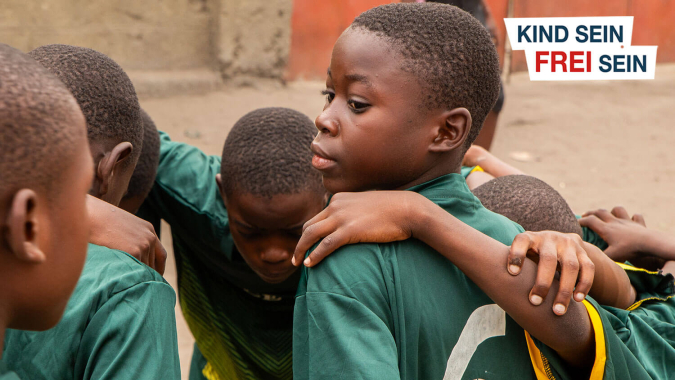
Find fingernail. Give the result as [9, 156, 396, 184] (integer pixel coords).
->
[291, 256, 296, 266]
[530, 295, 543, 305]
[553, 304, 566, 315]
[574, 292, 585, 302]
[304, 258, 311, 266]
[508, 265, 521, 275]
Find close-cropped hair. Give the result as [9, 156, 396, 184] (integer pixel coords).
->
[220, 107, 323, 198]
[351, 3, 501, 147]
[472, 175, 583, 236]
[0, 43, 85, 201]
[123, 109, 160, 201]
[28, 44, 143, 165]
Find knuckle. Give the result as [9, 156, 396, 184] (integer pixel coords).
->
[321, 235, 335, 248]
[556, 289, 573, 300]
[563, 259, 579, 271]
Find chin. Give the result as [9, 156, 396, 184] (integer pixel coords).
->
[322, 178, 357, 194]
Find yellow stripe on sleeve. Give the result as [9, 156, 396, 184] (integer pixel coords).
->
[469, 165, 484, 174]
[524, 300, 606, 380]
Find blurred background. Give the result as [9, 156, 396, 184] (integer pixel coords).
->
[3, 1, 674, 378]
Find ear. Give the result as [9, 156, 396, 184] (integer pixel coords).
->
[96, 142, 133, 197]
[216, 174, 227, 206]
[4, 189, 46, 263]
[429, 108, 472, 153]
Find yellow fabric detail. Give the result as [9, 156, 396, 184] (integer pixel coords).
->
[524, 330, 553, 380]
[615, 261, 659, 274]
[524, 300, 606, 380]
[470, 165, 484, 174]
[203, 362, 222, 380]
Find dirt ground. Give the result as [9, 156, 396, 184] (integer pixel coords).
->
[141, 65, 675, 379]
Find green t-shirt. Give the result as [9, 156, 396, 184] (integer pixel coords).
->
[294, 174, 652, 380]
[2, 244, 180, 380]
[575, 215, 609, 250]
[144, 132, 297, 380]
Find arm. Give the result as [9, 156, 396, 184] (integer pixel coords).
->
[463, 145, 524, 178]
[75, 281, 180, 380]
[413, 201, 595, 369]
[87, 195, 167, 274]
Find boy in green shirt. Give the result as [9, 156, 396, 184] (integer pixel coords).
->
[3, 45, 180, 380]
[293, 3, 652, 379]
[0, 44, 93, 380]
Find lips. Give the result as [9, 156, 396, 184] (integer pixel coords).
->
[310, 143, 337, 171]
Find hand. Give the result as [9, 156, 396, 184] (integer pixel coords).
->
[508, 231, 595, 316]
[579, 207, 647, 262]
[87, 196, 167, 275]
[292, 191, 428, 267]
[462, 144, 489, 168]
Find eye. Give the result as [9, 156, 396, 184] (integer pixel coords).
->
[348, 99, 370, 113]
[321, 90, 335, 104]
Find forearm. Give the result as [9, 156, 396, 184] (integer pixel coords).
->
[583, 242, 636, 309]
[639, 230, 675, 261]
[468, 151, 523, 178]
[412, 202, 593, 367]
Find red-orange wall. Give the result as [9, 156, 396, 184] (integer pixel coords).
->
[286, 0, 674, 79]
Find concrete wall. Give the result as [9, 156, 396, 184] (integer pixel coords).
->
[0, 0, 292, 81]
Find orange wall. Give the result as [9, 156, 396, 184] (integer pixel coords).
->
[286, 0, 395, 80]
[287, 0, 674, 79]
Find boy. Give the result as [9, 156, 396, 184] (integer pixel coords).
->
[120, 109, 161, 215]
[293, 4, 650, 379]
[3, 45, 180, 380]
[142, 107, 326, 379]
[0, 44, 93, 379]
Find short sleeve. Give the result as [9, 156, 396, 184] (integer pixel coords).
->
[75, 281, 181, 380]
[525, 298, 653, 380]
[293, 244, 400, 380]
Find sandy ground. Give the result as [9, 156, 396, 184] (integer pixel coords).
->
[141, 65, 675, 379]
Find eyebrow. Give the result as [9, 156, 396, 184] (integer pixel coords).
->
[326, 68, 372, 87]
[234, 220, 255, 229]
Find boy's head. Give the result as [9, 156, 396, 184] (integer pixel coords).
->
[28, 44, 143, 207]
[119, 109, 160, 214]
[0, 44, 93, 331]
[312, 3, 500, 193]
[216, 107, 325, 284]
[472, 175, 583, 236]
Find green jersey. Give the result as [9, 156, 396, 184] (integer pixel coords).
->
[2, 244, 180, 380]
[294, 174, 649, 380]
[144, 132, 297, 380]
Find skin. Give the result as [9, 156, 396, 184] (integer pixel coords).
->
[89, 139, 136, 206]
[313, 27, 471, 194]
[118, 194, 146, 215]
[0, 116, 93, 359]
[302, 26, 597, 373]
[217, 174, 326, 284]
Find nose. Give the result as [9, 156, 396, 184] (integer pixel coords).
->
[261, 247, 291, 264]
[315, 107, 339, 137]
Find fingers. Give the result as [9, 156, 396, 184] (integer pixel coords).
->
[529, 240, 558, 307]
[304, 230, 352, 267]
[508, 233, 533, 275]
[611, 206, 630, 220]
[154, 237, 167, 275]
[551, 243, 580, 316]
[632, 213, 646, 227]
[578, 215, 605, 235]
[293, 219, 334, 266]
[574, 247, 595, 302]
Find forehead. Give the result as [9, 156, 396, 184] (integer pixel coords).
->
[227, 191, 324, 230]
[330, 28, 416, 87]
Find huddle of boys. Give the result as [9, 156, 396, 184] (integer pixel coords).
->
[1, 4, 674, 380]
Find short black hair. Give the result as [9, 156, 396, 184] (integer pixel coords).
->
[27, 44, 143, 165]
[351, 3, 500, 147]
[0, 44, 86, 201]
[220, 107, 322, 198]
[473, 175, 583, 236]
[123, 109, 160, 201]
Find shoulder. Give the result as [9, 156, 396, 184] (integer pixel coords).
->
[84, 244, 173, 297]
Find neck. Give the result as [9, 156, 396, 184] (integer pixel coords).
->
[393, 154, 462, 190]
